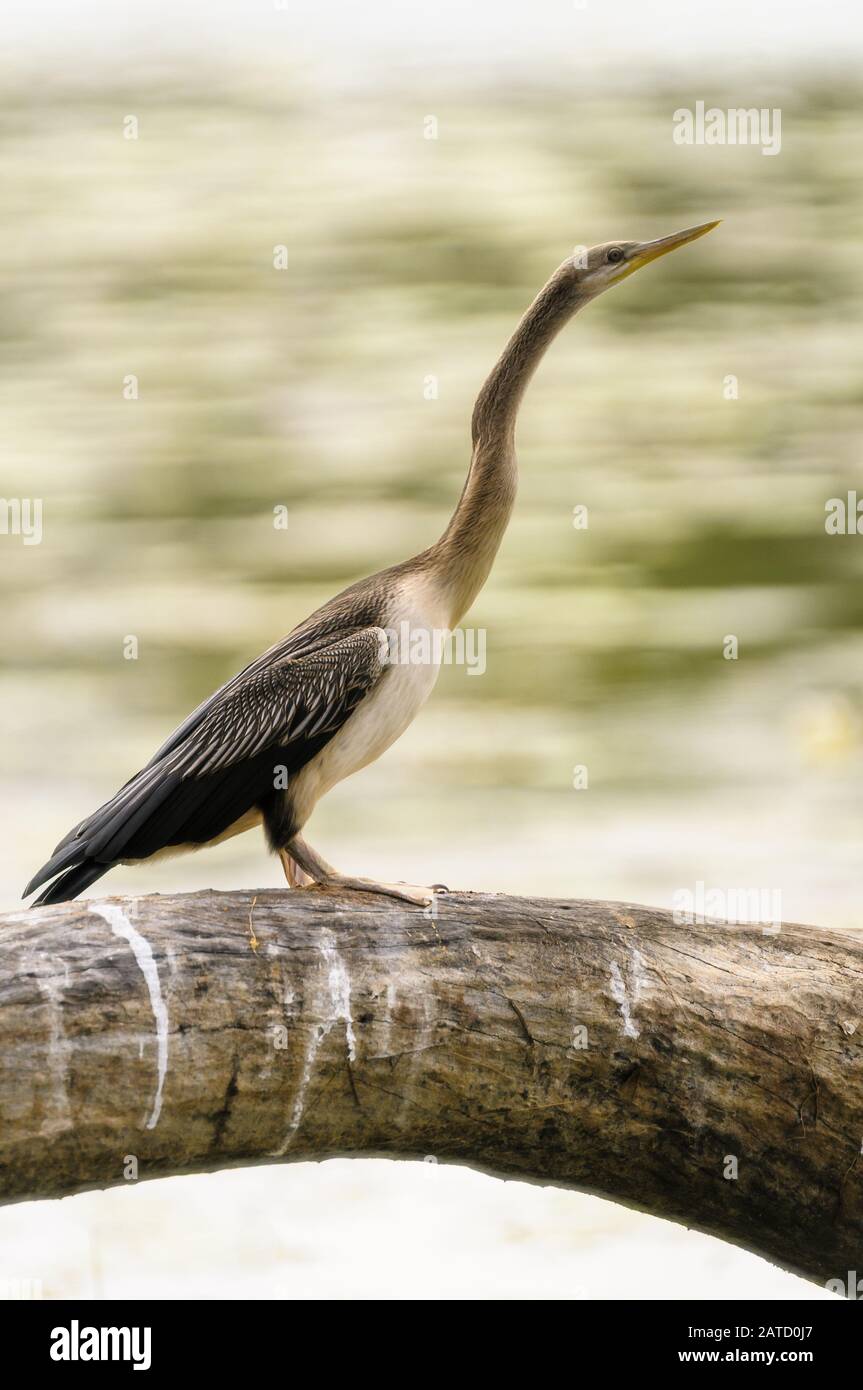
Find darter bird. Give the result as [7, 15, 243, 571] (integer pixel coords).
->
[25, 221, 718, 908]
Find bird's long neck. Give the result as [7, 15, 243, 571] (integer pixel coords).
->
[431, 264, 587, 624]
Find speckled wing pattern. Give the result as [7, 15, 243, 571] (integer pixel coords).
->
[25, 626, 388, 904]
[168, 627, 387, 777]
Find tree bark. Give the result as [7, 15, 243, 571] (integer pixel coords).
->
[0, 888, 860, 1288]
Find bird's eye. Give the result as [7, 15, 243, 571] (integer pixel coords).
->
[607, 247, 624, 263]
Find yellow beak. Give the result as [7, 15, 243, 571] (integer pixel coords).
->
[626, 220, 720, 274]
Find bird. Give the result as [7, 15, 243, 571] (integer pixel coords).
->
[25, 220, 718, 909]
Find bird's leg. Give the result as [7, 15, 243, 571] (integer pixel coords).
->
[278, 847, 313, 888]
[285, 833, 435, 908]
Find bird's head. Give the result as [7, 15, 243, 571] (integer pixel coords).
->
[570, 220, 720, 298]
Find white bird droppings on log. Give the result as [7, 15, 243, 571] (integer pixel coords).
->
[91, 901, 169, 1130]
[609, 958, 640, 1039]
[320, 927, 356, 1063]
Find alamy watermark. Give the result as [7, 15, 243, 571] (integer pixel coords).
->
[0, 497, 42, 545]
[0, 1277, 43, 1300]
[673, 102, 781, 156]
[825, 492, 863, 535]
[825, 1270, 863, 1299]
[673, 880, 782, 931]
[379, 623, 486, 676]
[50, 1322, 151, 1370]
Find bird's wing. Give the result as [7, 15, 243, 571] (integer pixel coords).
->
[141, 627, 324, 769]
[25, 626, 388, 898]
[161, 626, 387, 779]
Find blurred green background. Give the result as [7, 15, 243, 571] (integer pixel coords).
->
[2, 67, 862, 924]
[0, 55, 861, 1300]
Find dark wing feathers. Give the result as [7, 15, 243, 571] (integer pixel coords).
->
[32, 860, 112, 906]
[141, 607, 374, 769]
[26, 627, 387, 904]
[170, 631, 384, 776]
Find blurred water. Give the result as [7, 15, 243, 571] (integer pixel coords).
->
[1, 64, 860, 1299]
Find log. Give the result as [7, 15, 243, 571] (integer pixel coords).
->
[0, 887, 860, 1289]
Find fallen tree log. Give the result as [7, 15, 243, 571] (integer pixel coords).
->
[0, 888, 860, 1289]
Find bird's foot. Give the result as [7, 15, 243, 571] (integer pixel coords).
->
[278, 848, 314, 888]
[306, 874, 435, 908]
[282, 834, 440, 907]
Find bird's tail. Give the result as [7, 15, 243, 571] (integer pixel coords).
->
[30, 860, 109, 906]
[24, 841, 110, 907]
